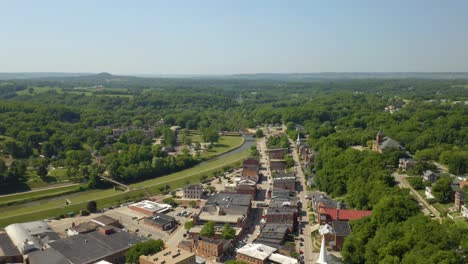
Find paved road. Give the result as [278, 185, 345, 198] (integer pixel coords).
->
[289, 138, 317, 264]
[393, 172, 441, 220]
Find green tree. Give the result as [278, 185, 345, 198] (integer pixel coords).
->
[221, 223, 236, 239]
[125, 239, 164, 264]
[255, 129, 264, 138]
[184, 220, 194, 230]
[200, 221, 215, 237]
[87, 201, 97, 213]
[36, 164, 48, 180]
[189, 200, 197, 208]
[432, 176, 453, 203]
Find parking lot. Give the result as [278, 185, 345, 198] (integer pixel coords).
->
[48, 203, 197, 242]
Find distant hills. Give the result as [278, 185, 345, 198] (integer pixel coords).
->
[1, 72, 468, 81]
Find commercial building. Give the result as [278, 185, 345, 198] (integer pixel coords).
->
[4, 221, 60, 254]
[272, 173, 296, 192]
[254, 224, 289, 248]
[267, 149, 288, 160]
[144, 213, 177, 231]
[140, 246, 196, 264]
[241, 158, 260, 180]
[30, 226, 144, 264]
[268, 253, 298, 264]
[317, 206, 372, 225]
[196, 193, 252, 228]
[184, 184, 203, 199]
[193, 237, 231, 262]
[236, 243, 277, 264]
[91, 215, 121, 227]
[129, 200, 172, 215]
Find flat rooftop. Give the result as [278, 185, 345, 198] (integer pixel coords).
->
[48, 228, 144, 264]
[140, 246, 195, 264]
[129, 200, 172, 213]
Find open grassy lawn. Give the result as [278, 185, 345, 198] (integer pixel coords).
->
[0, 137, 252, 227]
[433, 202, 452, 215]
[200, 136, 244, 159]
[0, 184, 83, 207]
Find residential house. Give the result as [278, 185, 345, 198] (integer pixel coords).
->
[425, 186, 435, 199]
[423, 170, 439, 183]
[399, 158, 417, 171]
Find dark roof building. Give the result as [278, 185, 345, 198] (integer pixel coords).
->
[44, 228, 144, 264]
[144, 213, 177, 231]
[254, 224, 289, 248]
[91, 215, 120, 227]
[0, 232, 22, 264]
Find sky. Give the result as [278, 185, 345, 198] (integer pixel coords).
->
[1, 0, 468, 74]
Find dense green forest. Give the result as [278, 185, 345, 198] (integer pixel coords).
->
[0, 74, 467, 262]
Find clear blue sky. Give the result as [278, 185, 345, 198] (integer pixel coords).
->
[1, 0, 467, 74]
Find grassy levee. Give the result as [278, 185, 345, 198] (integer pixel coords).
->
[0, 136, 243, 207]
[0, 142, 251, 227]
[0, 185, 84, 207]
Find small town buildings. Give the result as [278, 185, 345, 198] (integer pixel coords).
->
[372, 130, 404, 153]
[193, 237, 230, 262]
[422, 170, 439, 183]
[241, 158, 260, 179]
[272, 173, 296, 192]
[28, 227, 143, 264]
[91, 215, 121, 227]
[267, 148, 288, 160]
[268, 253, 298, 264]
[265, 207, 298, 232]
[236, 183, 257, 198]
[128, 200, 172, 215]
[67, 221, 100, 236]
[425, 186, 435, 199]
[451, 180, 467, 211]
[269, 160, 287, 172]
[140, 246, 196, 264]
[236, 243, 277, 264]
[399, 158, 417, 171]
[4, 221, 60, 254]
[184, 184, 203, 199]
[254, 224, 289, 248]
[331, 220, 352, 251]
[462, 205, 468, 218]
[144, 213, 177, 231]
[195, 193, 252, 228]
[317, 206, 371, 225]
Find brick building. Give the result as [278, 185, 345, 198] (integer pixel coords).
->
[183, 184, 203, 199]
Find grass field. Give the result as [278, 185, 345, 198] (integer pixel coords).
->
[200, 136, 244, 159]
[0, 136, 252, 227]
[0, 184, 83, 207]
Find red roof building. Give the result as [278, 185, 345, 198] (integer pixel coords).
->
[318, 206, 371, 224]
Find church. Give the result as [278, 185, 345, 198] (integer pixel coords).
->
[372, 129, 404, 153]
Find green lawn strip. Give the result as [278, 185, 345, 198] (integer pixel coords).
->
[199, 136, 244, 160]
[0, 185, 83, 206]
[131, 149, 249, 188]
[0, 148, 250, 227]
